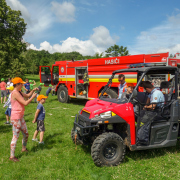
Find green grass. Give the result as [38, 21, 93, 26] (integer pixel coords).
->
[0, 74, 180, 179]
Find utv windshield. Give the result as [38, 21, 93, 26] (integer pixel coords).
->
[99, 66, 178, 104]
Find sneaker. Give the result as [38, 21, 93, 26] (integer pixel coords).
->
[9, 157, 19, 162]
[39, 141, 44, 144]
[32, 138, 38, 142]
[9, 123, 12, 125]
[4, 122, 10, 124]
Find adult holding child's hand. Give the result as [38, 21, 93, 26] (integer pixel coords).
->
[9, 77, 37, 162]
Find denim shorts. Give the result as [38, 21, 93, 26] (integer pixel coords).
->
[5, 108, 11, 116]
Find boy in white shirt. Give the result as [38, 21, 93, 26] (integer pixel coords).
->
[3, 86, 14, 125]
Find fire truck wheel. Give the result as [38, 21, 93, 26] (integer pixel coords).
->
[91, 132, 126, 167]
[105, 89, 118, 99]
[71, 128, 81, 145]
[57, 86, 69, 103]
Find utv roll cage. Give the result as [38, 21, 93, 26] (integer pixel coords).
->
[99, 66, 179, 101]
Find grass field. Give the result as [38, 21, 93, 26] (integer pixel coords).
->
[0, 74, 180, 180]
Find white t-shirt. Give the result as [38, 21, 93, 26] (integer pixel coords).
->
[7, 82, 13, 88]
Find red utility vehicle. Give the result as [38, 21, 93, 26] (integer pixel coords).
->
[39, 52, 169, 103]
[72, 65, 180, 166]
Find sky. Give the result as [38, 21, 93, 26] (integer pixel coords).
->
[6, 0, 180, 56]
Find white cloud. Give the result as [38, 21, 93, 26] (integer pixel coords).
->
[6, 0, 53, 39]
[129, 12, 180, 55]
[6, 0, 31, 25]
[90, 26, 118, 48]
[27, 26, 119, 56]
[51, 1, 76, 23]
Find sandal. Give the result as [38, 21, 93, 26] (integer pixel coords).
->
[9, 157, 19, 162]
[21, 148, 28, 152]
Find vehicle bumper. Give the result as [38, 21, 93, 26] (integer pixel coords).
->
[73, 114, 98, 137]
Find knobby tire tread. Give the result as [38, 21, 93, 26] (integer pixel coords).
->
[91, 132, 126, 167]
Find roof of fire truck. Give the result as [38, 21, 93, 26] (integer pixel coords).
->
[113, 64, 178, 75]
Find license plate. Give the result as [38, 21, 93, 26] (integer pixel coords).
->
[76, 127, 80, 131]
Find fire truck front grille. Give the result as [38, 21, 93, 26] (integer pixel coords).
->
[81, 111, 90, 119]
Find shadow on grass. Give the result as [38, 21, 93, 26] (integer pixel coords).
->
[81, 144, 91, 154]
[124, 141, 180, 163]
[77, 140, 180, 164]
[30, 132, 63, 152]
[69, 99, 88, 106]
[0, 124, 12, 133]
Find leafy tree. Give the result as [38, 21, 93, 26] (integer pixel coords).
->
[105, 44, 129, 57]
[0, 0, 27, 79]
[94, 52, 104, 59]
[169, 54, 174, 58]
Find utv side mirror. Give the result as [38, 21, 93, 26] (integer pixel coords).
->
[132, 89, 137, 98]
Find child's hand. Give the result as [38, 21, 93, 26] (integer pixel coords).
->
[32, 93, 37, 99]
[32, 119, 36, 123]
[33, 87, 38, 91]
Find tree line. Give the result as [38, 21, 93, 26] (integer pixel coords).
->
[21, 45, 129, 75]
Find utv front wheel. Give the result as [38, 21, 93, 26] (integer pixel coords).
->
[91, 132, 126, 167]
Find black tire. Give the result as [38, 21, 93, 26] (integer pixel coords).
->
[71, 128, 76, 144]
[91, 132, 126, 167]
[103, 89, 118, 99]
[57, 86, 69, 103]
[71, 128, 81, 145]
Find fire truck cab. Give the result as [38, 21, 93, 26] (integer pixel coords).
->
[39, 52, 170, 103]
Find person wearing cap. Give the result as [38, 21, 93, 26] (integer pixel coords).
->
[3, 86, 14, 125]
[0, 78, 7, 103]
[118, 74, 127, 99]
[29, 80, 36, 91]
[34, 83, 44, 103]
[121, 83, 135, 100]
[32, 95, 48, 144]
[9, 77, 37, 162]
[46, 84, 55, 96]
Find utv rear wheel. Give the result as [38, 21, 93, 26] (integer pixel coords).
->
[57, 86, 69, 103]
[91, 132, 126, 167]
[104, 89, 118, 99]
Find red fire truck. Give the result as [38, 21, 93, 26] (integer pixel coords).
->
[39, 52, 170, 103]
[169, 53, 180, 67]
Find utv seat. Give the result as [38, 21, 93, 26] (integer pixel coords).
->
[136, 92, 148, 104]
[160, 81, 175, 102]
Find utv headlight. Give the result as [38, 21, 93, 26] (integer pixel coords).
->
[100, 111, 112, 119]
[91, 111, 116, 120]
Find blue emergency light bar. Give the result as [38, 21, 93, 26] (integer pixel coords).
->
[128, 63, 153, 68]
